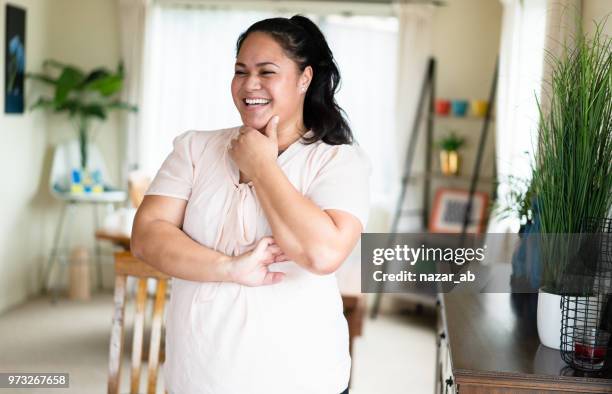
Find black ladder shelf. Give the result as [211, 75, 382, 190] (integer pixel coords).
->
[369, 56, 499, 319]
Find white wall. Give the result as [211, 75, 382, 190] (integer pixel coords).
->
[583, 0, 612, 35]
[0, 0, 50, 313]
[0, 0, 121, 314]
[44, 0, 123, 299]
[429, 0, 501, 193]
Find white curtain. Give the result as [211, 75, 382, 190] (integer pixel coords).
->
[484, 0, 548, 264]
[390, 1, 434, 230]
[322, 15, 399, 205]
[117, 0, 152, 184]
[490, 0, 581, 236]
[393, 2, 434, 166]
[139, 7, 266, 176]
[489, 0, 547, 236]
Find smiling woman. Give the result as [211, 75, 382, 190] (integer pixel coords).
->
[230, 31, 311, 162]
[131, 15, 370, 394]
[232, 16, 353, 145]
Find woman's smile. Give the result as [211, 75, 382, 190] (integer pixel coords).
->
[242, 97, 272, 112]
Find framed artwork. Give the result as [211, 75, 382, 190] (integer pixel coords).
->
[5, 4, 26, 114]
[429, 188, 489, 233]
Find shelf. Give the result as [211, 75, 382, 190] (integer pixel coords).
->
[431, 114, 494, 121]
[406, 172, 495, 184]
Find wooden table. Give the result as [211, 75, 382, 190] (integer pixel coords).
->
[95, 229, 131, 250]
[437, 291, 612, 393]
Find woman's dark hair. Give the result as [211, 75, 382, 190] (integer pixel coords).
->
[236, 15, 353, 145]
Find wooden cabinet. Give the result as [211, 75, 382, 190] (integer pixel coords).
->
[436, 292, 612, 394]
[436, 299, 457, 394]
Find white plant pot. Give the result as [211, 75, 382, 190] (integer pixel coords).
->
[537, 289, 562, 349]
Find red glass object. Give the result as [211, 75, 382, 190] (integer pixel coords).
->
[435, 99, 451, 115]
[575, 342, 607, 364]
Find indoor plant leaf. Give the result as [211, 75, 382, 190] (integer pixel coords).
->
[54, 67, 85, 105]
[25, 73, 57, 86]
[81, 68, 111, 86]
[56, 99, 82, 117]
[105, 100, 138, 112]
[84, 75, 123, 96]
[81, 104, 107, 120]
[29, 97, 55, 111]
[437, 131, 465, 151]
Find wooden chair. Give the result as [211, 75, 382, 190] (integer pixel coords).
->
[96, 171, 149, 252]
[108, 252, 170, 394]
[108, 251, 365, 392]
[341, 293, 365, 387]
[128, 171, 151, 209]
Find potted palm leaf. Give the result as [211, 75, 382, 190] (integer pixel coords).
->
[437, 131, 465, 176]
[27, 60, 137, 171]
[533, 22, 612, 349]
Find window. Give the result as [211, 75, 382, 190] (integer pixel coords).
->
[138, 5, 398, 204]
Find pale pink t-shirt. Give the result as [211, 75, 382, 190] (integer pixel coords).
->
[145, 127, 370, 394]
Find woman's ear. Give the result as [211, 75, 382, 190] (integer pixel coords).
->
[299, 66, 313, 93]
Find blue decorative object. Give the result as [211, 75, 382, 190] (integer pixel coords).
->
[71, 168, 81, 184]
[451, 100, 469, 117]
[511, 198, 542, 291]
[69, 167, 104, 194]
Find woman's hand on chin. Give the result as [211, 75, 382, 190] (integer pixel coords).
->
[229, 116, 280, 180]
[228, 236, 287, 286]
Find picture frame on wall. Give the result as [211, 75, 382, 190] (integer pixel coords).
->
[5, 4, 26, 114]
[429, 188, 489, 234]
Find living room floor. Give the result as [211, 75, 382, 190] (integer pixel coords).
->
[0, 293, 436, 394]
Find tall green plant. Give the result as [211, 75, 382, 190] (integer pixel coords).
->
[533, 21, 612, 293]
[27, 60, 137, 169]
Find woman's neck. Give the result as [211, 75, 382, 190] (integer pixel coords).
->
[273, 119, 306, 151]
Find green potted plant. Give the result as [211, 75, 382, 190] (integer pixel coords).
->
[494, 173, 535, 225]
[532, 22, 612, 349]
[27, 60, 137, 171]
[437, 131, 464, 175]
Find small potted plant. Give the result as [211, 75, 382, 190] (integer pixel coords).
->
[437, 131, 464, 176]
[27, 60, 137, 180]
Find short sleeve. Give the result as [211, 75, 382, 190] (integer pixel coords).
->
[306, 144, 371, 229]
[145, 131, 196, 200]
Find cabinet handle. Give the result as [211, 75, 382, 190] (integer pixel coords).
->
[445, 377, 453, 387]
[439, 332, 446, 340]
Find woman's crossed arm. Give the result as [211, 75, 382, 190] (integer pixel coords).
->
[131, 195, 286, 285]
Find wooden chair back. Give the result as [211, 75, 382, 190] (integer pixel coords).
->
[128, 171, 151, 209]
[108, 252, 170, 394]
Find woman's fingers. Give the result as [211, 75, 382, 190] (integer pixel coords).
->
[253, 237, 273, 255]
[274, 253, 289, 262]
[262, 271, 285, 285]
[266, 244, 282, 255]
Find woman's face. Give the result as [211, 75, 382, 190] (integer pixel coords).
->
[232, 32, 311, 132]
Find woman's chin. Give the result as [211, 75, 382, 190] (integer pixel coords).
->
[241, 114, 270, 130]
